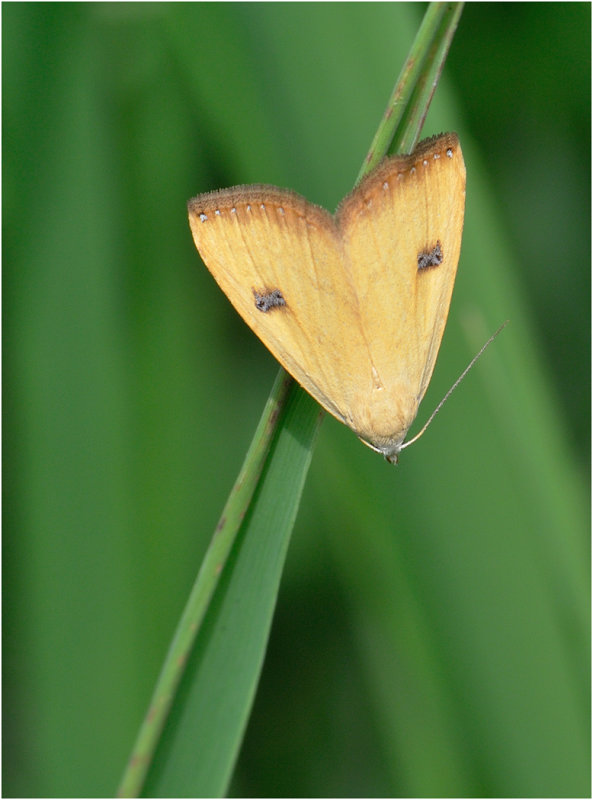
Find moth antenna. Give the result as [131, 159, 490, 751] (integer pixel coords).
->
[400, 320, 509, 451]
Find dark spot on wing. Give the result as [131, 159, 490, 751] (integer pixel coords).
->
[254, 288, 286, 312]
[417, 241, 443, 270]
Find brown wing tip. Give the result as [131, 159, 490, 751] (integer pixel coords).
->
[187, 184, 290, 216]
[187, 183, 334, 229]
[413, 131, 460, 159]
[336, 132, 463, 226]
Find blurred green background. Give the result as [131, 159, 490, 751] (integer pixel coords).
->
[3, 3, 590, 797]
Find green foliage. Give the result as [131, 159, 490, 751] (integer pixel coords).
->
[4, 3, 589, 797]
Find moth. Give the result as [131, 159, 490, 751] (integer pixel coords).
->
[188, 133, 466, 463]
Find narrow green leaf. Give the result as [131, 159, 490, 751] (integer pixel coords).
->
[120, 4, 466, 797]
[143, 385, 321, 796]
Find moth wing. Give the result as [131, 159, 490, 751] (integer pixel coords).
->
[188, 185, 369, 423]
[338, 133, 466, 450]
